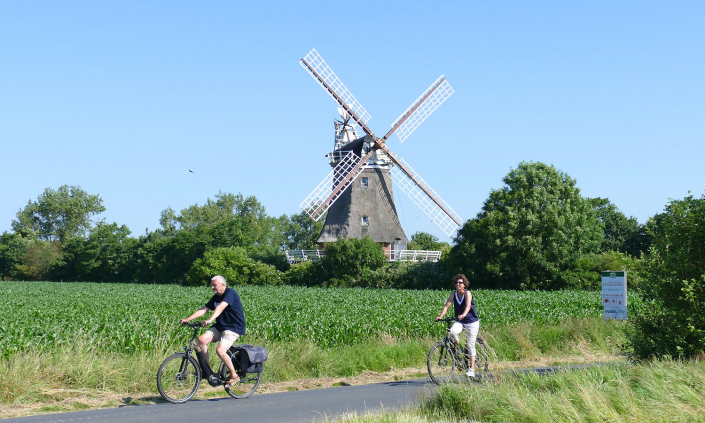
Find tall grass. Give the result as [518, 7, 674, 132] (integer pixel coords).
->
[333, 410, 479, 423]
[421, 359, 705, 423]
[487, 317, 629, 361]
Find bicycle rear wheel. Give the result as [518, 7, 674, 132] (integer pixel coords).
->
[427, 341, 456, 385]
[473, 337, 490, 380]
[219, 360, 261, 399]
[157, 353, 201, 404]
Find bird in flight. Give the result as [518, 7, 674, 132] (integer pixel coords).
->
[189, 169, 194, 173]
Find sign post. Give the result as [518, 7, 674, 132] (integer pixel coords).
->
[602, 271, 627, 320]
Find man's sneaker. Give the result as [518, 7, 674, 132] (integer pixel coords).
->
[465, 368, 475, 378]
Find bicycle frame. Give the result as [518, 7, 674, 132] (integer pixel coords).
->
[439, 319, 469, 367]
[182, 322, 201, 357]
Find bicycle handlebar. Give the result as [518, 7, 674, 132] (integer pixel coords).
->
[182, 321, 204, 328]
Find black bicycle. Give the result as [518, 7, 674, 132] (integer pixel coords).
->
[157, 322, 262, 403]
[427, 317, 490, 385]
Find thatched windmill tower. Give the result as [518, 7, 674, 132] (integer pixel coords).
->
[315, 109, 407, 250]
[299, 49, 462, 256]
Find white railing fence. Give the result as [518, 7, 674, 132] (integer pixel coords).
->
[285, 249, 442, 264]
[285, 250, 325, 264]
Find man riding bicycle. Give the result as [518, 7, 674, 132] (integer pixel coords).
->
[179, 275, 246, 388]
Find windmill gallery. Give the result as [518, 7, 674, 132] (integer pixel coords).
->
[286, 49, 462, 264]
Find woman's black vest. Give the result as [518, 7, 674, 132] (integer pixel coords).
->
[454, 291, 479, 324]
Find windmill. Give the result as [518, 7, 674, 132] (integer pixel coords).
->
[299, 48, 462, 256]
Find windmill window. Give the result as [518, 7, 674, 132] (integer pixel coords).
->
[361, 177, 369, 188]
[361, 215, 368, 226]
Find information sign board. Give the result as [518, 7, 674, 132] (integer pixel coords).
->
[602, 271, 627, 320]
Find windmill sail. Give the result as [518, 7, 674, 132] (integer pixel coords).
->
[390, 75, 454, 143]
[300, 49, 373, 136]
[300, 151, 366, 221]
[390, 157, 462, 236]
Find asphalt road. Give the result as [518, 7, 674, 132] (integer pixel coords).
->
[7, 378, 434, 423]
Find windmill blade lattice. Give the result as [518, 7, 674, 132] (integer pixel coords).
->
[391, 158, 463, 236]
[391, 75, 454, 143]
[300, 151, 366, 221]
[300, 49, 372, 128]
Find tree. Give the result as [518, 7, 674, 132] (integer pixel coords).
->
[622, 222, 653, 258]
[14, 241, 63, 281]
[50, 222, 138, 282]
[407, 231, 451, 252]
[159, 192, 285, 250]
[283, 211, 324, 250]
[588, 197, 641, 254]
[129, 230, 175, 284]
[449, 162, 603, 290]
[153, 192, 287, 283]
[0, 232, 37, 280]
[630, 194, 705, 359]
[12, 185, 105, 242]
[79, 222, 138, 282]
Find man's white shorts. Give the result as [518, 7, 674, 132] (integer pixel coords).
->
[206, 327, 240, 351]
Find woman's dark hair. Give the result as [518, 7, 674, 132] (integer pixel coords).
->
[452, 274, 469, 289]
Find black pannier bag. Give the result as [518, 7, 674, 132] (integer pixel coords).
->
[229, 345, 268, 374]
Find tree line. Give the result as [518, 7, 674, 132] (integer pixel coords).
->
[0, 162, 658, 288]
[1, 160, 704, 358]
[1, 189, 322, 284]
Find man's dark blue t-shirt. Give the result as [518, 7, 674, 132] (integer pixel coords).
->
[205, 287, 246, 336]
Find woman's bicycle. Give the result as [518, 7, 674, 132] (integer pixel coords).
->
[427, 317, 490, 385]
[157, 322, 263, 404]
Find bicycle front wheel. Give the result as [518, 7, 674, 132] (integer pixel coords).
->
[157, 353, 201, 404]
[427, 341, 456, 385]
[219, 361, 261, 399]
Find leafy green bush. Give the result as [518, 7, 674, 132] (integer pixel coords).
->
[186, 247, 282, 286]
[321, 237, 386, 281]
[282, 259, 448, 290]
[353, 262, 412, 289]
[282, 261, 324, 286]
[405, 261, 448, 290]
[565, 250, 643, 290]
[630, 194, 705, 359]
[247, 245, 289, 272]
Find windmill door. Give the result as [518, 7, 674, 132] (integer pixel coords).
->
[392, 238, 404, 261]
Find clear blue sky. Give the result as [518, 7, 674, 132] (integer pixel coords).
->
[2, 1, 703, 241]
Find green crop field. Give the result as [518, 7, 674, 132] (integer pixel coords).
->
[0, 281, 642, 357]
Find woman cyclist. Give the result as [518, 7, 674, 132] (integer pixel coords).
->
[435, 273, 480, 377]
